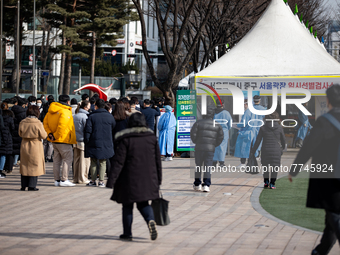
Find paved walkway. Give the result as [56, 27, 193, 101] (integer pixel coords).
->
[0, 152, 339, 255]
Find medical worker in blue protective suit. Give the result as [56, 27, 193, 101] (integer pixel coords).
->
[294, 103, 312, 148]
[158, 105, 177, 161]
[234, 95, 266, 168]
[213, 104, 232, 167]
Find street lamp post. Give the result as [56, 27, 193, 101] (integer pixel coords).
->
[32, 0, 36, 98]
[16, 0, 20, 96]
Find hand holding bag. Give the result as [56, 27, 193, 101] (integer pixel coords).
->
[151, 192, 170, 226]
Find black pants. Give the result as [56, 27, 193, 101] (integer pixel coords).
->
[122, 201, 154, 236]
[21, 175, 38, 188]
[5, 154, 14, 172]
[263, 164, 279, 185]
[314, 210, 340, 255]
[241, 158, 246, 164]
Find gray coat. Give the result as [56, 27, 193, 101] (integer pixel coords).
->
[73, 108, 89, 142]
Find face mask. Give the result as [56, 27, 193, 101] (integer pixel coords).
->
[136, 104, 140, 108]
[109, 110, 112, 113]
[37, 103, 42, 107]
[31, 102, 36, 105]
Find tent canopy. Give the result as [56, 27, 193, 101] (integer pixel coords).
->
[195, 0, 340, 95]
[197, 0, 340, 76]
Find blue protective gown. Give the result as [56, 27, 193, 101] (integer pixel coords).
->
[234, 104, 266, 158]
[213, 110, 232, 162]
[295, 110, 312, 141]
[158, 111, 177, 155]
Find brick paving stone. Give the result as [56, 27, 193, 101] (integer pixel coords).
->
[0, 154, 339, 255]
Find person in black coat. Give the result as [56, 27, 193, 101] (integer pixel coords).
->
[11, 99, 27, 167]
[288, 85, 340, 255]
[190, 108, 224, 192]
[140, 99, 160, 131]
[84, 99, 116, 187]
[252, 111, 286, 189]
[0, 103, 15, 174]
[0, 109, 6, 178]
[106, 113, 161, 241]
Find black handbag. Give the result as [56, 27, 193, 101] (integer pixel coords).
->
[151, 192, 170, 226]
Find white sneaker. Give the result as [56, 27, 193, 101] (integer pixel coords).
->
[202, 186, 210, 192]
[60, 180, 76, 187]
[163, 157, 170, 161]
[236, 164, 246, 169]
[168, 157, 173, 161]
[54, 181, 60, 186]
[193, 184, 202, 191]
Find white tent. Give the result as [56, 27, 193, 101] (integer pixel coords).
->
[195, 0, 340, 96]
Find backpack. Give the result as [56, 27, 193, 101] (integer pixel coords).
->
[323, 113, 340, 180]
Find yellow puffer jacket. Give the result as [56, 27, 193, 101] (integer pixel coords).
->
[43, 102, 76, 144]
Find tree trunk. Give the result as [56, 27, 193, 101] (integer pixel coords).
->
[90, 32, 96, 84]
[11, 10, 21, 93]
[58, 17, 67, 95]
[63, 53, 72, 95]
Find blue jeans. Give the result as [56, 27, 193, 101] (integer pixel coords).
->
[0, 155, 6, 170]
[122, 201, 155, 236]
[194, 151, 214, 187]
[14, 155, 19, 165]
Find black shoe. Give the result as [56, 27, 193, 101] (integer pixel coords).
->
[119, 234, 132, 241]
[28, 187, 39, 191]
[0, 173, 6, 178]
[20, 187, 26, 191]
[148, 220, 158, 241]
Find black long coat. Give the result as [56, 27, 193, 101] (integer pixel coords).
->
[252, 121, 286, 166]
[11, 105, 26, 155]
[84, 108, 116, 159]
[106, 127, 162, 204]
[0, 111, 15, 155]
[290, 107, 340, 212]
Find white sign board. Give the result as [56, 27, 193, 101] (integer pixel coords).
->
[315, 96, 328, 119]
[6, 43, 14, 59]
[196, 76, 338, 96]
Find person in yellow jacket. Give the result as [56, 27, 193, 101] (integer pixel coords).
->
[43, 95, 77, 187]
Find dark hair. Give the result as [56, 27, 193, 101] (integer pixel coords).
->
[124, 101, 131, 112]
[144, 99, 150, 105]
[11, 98, 18, 104]
[1, 102, 8, 110]
[113, 101, 127, 121]
[265, 111, 280, 120]
[131, 96, 138, 104]
[47, 95, 54, 102]
[81, 94, 89, 101]
[40, 94, 45, 99]
[128, 113, 147, 128]
[104, 103, 112, 112]
[36, 98, 42, 103]
[71, 98, 78, 105]
[120, 97, 129, 103]
[18, 98, 26, 106]
[28, 96, 37, 103]
[327, 84, 340, 107]
[129, 100, 136, 106]
[80, 100, 90, 109]
[26, 105, 40, 118]
[109, 98, 117, 105]
[93, 94, 100, 99]
[95, 98, 105, 109]
[90, 97, 96, 104]
[59, 95, 70, 103]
